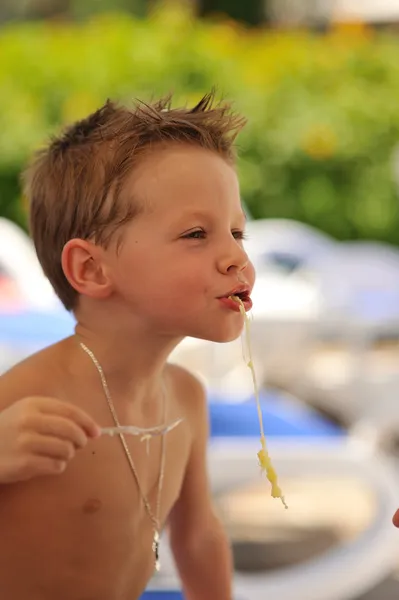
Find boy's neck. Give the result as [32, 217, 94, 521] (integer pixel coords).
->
[71, 315, 182, 406]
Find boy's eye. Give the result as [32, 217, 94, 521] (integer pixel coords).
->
[232, 230, 247, 241]
[183, 229, 206, 239]
[182, 229, 247, 241]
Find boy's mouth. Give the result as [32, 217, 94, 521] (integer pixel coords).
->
[217, 286, 253, 312]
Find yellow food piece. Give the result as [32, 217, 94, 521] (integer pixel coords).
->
[231, 295, 288, 509]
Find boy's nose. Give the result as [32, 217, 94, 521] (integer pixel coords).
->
[217, 242, 249, 275]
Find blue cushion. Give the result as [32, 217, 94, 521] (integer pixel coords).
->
[208, 392, 343, 439]
[0, 309, 75, 345]
[140, 592, 183, 600]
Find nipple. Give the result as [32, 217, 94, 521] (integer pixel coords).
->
[82, 498, 102, 514]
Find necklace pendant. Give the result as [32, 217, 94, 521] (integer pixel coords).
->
[152, 530, 161, 572]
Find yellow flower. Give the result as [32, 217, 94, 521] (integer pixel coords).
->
[62, 91, 100, 124]
[301, 124, 337, 159]
[331, 19, 373, 43]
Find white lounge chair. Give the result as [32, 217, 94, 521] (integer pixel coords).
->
[0, 217, 59, 310]
[147, 395, 399, 600]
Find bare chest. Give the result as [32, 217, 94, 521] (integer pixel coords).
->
[0, 423, 190, 600]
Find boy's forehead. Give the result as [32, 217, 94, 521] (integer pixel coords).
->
[124, 143, 240, 213]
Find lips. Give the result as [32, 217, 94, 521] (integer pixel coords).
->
[220, 285, 251, 300]
[217, 285, 253, 312]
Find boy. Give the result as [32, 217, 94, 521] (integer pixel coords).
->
[0, 92, 255, 600]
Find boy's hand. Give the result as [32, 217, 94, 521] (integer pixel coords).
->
[0, 396, 100, 483]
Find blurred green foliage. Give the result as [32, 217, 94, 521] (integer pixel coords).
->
[1, 5, 399, 243]
[198, 0, 265, 26]
[1, 0, 265, 26]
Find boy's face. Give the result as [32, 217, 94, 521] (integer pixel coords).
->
[105, 144, 255, 343]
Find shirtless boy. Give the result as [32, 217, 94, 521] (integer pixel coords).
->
[0, 92, 255, 600]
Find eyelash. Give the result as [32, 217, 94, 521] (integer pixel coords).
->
[183, 229, 248, 241]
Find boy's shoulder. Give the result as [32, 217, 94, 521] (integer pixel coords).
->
[167, 361, 205, 393]
[166, 362, 207, 423]
[0, 344, 61, 411]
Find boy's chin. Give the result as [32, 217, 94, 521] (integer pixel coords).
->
[192, 325, 243, 345]
[211, 331, 242, 344]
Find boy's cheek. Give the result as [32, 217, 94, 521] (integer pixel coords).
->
[246, 261, 256, 288]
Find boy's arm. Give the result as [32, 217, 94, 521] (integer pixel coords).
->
[168, 369, 233, 600]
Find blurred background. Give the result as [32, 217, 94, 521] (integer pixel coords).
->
[3, 1, 399, 599]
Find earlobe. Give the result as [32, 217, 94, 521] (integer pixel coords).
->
[61, 239, 112, 300]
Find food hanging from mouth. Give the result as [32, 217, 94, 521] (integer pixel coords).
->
[218, 288, 253, 312]
[230, 294, 288, 509]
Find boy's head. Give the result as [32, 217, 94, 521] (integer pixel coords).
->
[23, 92, 255, 342]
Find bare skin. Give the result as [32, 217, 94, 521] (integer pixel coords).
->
[0, 339, 195, 600]
[0, 144, 255, 599]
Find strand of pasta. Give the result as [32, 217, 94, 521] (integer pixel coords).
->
[232, 296, 288, 509]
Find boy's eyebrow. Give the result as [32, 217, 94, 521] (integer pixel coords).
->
[175, 209, 247, 224]
[236, 210, 247, 225]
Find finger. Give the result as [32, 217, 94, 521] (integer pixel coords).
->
[393, 509, 399, 528]
[37, 398, 100, 438]
[22, 455, 67, 478]
[26, 435, 76, 462]
[32, 416, 88, 449]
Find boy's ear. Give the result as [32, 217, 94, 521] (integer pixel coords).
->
[61, 239, 113, 300]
